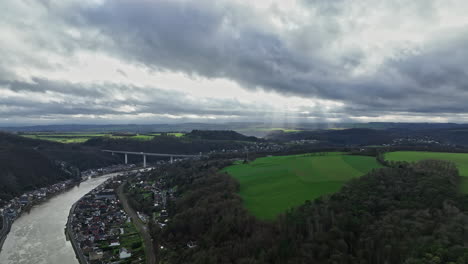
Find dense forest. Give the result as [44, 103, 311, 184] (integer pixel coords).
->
[267, 127, 468, 147]
[0, 146, 70, 199]
[0, 132, 120, 170]
[84, 131, 257, 155]
[0, 132, 120, 199]
[268, 128, 396, 146]
[0, 130, 259, 201]
[184, 130, 260, 141]
[140, 158, 468, 264]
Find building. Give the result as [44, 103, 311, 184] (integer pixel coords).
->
[119, 247, 132, 259]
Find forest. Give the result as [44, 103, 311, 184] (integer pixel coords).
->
[0, 130, 258, 200]
[268, 127, 468, 147]
[184, 130, 260, 141]
[140, 158, 468, 264]
[84, 131, 257, 155]
[0, 146, 70, 199]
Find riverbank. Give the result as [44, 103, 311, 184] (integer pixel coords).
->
[67, 168, 151, 264]
[0, 175, 116, 264]
[0, 178, 80, 254]
[66, 202, 87, 264]
[0, 165, 142, 255]
[0, 213, 11, 253]
[65, 176, 117, 264]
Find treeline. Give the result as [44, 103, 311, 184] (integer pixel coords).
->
[0, 132, 120, 200]
[142, 159, 468, 263]
[268, 127, 468, 147]
[0, 130, 256, 201]
[185, 130, 259, 142]
[276, 160, 464, 263]
[0, 132, 120, 170]
[147, 160, 278, 263]
[84, 132, 257, 155]
[267, 128, 395, 146]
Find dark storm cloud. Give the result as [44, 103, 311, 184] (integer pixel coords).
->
[74, 0, 315, 89]
[2, 0, 468, 123]
[70, 0, 468, 116]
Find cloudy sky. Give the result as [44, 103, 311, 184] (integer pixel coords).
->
[1, 0, 468, 125]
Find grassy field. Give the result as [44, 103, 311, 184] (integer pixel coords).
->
[385, 151, 468, 192]
[223, 152, 382, 220]
[238, 128, 303, 133]
[149, 132, 185, 137]
[20, 132, 185, 143]
[22, 134, 100, 143]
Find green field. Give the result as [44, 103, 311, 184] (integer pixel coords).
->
[385, 151, 468, 192]
[20, 132, 185, 143]
[223, 152, 382, 220]
[238, 128, 303, 133]
[22, 134, 101, 143]
[149, 132, 185, 137]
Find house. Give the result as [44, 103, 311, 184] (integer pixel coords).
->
[5, 208, 17, 218]
[119, 247, 132, 259]
[110, 240, 120, 247]
[19, 195, 30, 205]
[96, 189, 116, 200]
[89, 249, 104, 260]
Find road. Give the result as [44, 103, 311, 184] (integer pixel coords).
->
[117, 183, 157, 264]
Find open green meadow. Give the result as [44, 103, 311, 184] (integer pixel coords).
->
[385, 151, 468, 192]
[223, 152, 382, 220]
[21, 133, 103, 143]
[149, 132, 185, 137]
[20, 132, 185, 143]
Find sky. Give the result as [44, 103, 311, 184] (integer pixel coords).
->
[1, 0, 468, 125]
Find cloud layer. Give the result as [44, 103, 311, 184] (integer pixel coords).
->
[1, 0, 468, 124]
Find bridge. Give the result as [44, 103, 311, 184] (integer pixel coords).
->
[102, 150, 202, 167]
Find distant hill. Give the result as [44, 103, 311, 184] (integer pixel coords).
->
[84, 131, 257, 157]
[0, 132, 123, 199]
[267, 128, 395, 145]
[3, 122, 466, 134]
[268, 126, 468, 147]
[0, 132, 120, 170]
[0, 123, 266, 133]
[184, 130, 259, 141]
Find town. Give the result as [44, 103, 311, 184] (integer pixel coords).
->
[0, 178, 77, 249]
[0, 163, 140, 253]
[68, 174, 146, 263]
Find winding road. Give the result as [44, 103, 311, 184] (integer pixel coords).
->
[117, 183, 157, 264]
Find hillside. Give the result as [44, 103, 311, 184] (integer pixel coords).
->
[268, 128, 395, 145]
[0, 132, 124, 199]
[84, 131, 258, 157]
[268, 127, 468, 148]
[143, 158, 468, 264]
[184, 130, 259, 141]
[223, 152, 381, 219]
[0, 146, 70, 200]
[0, 132, 120, 170]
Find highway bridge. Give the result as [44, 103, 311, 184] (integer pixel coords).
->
[102, 150, 203, 167]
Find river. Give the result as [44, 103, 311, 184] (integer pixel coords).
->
[0, 173, 118, 264]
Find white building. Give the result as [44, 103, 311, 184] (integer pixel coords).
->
[119, 247, 132, 259]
